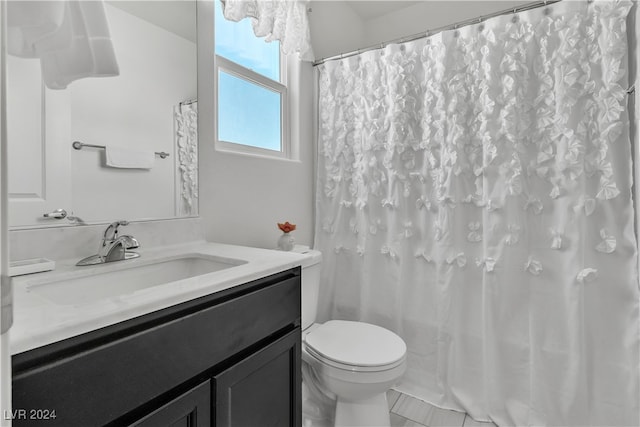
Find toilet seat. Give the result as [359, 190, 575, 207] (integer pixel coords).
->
[304, 320, 406, 373]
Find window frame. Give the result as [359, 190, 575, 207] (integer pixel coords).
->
[214, 42, 290, 159]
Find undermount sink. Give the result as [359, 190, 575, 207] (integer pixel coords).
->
[28, 254, 247, 306]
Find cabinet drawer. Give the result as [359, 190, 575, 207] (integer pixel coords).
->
[13, 270, 301, 426]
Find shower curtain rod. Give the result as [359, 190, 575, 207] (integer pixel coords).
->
[312, 0, 562, 66]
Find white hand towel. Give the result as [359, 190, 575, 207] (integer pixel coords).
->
[8, 0, 119, 90]
[105, 146, 155, 170]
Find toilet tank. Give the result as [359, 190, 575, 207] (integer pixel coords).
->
[293, 248, 322, 330]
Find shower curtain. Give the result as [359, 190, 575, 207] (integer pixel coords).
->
[174, 101, 198, 216]
[314, 1, 640, 425]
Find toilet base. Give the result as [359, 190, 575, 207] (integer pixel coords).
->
[334, 393, 390, 427]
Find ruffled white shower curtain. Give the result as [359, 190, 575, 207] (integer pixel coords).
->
[314, 1, 640, 425]
[174, 101, 198, 217]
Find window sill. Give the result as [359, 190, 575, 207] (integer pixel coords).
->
[214, 146, 301, 164]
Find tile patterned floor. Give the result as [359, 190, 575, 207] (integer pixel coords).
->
[386, 389, 497, 427]
[303, 386, 497, 427]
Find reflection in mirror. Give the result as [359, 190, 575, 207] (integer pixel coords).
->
[6, 1, 197, 228]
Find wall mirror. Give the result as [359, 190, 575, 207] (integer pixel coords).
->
[6, 1, 197, 228]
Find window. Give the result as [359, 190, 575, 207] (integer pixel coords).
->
[214, 1, 289, 158]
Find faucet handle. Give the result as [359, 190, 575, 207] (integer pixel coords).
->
[111, 220, 129, 229]
[103, 220, 130, 242]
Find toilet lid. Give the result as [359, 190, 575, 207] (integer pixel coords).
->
[304, 320, 406, 367]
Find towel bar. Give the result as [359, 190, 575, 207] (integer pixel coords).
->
[72, 141, 170, 159]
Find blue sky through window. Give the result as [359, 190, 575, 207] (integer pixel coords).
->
[215, 1, 280, 81]
[218, 71, 281, 151]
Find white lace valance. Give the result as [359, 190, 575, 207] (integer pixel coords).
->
[221, 0, 314, 61]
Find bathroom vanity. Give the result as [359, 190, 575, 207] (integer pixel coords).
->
[9, 242, 305, 427]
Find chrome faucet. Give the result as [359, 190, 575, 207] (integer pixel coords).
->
[76, 220, 140, 266]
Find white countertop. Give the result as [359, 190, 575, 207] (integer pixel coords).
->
[10, 241, 308, 355]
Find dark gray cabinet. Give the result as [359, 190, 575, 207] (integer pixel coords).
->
[214, 330, 301, 427]
[12, 268, 301, 427]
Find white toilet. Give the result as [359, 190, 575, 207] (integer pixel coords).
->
[297, 249, 407, 427]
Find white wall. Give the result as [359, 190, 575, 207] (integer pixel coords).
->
[362, 1, 529, 48]
[308, 1, 365, 60]
[200, 136, 315, 249]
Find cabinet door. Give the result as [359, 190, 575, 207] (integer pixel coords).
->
[214, 329, 301, 427]
[131, 380, 210, 427]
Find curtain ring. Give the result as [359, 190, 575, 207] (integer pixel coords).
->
[452, 23, 459, 37]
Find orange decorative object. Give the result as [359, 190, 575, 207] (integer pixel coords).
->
[278, 222, 297, 233]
